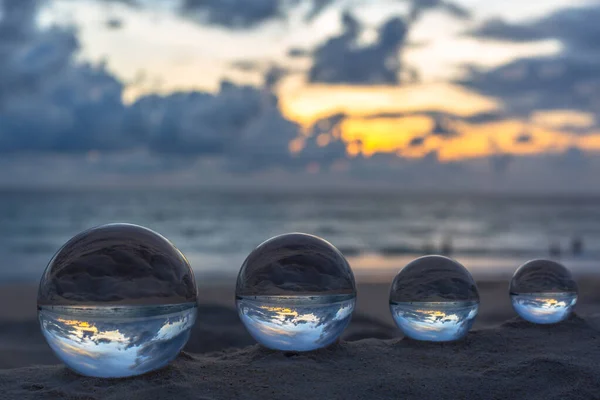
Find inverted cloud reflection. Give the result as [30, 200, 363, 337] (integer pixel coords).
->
[39, 303, 197, 378]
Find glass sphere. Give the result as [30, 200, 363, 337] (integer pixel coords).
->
[37, 223, 198, 378]
[510, 259, 577, 324]
[235, 233, 356, 352]
[389, 255, 479, 342]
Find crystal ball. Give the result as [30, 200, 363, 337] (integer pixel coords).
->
[37, 223, 198, 378]
[389, 255, 479, 342]
[235, 233, 356, 351]
[510, 259, 577, 324]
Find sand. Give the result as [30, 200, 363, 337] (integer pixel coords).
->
[0, 279, 599, 399]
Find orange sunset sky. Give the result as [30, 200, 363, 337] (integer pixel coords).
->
[37, 0, 600, 164]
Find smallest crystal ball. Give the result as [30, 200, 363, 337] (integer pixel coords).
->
[389, 255, 479, 342]
[235, 233, 356, 352]
[510, 259, 578, 324]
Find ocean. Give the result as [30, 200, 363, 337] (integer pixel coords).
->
[1, 189, 599, 282]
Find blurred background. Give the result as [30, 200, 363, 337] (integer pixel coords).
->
[2, 0, 600, 284]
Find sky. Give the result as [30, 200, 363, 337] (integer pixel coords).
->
[2, 0, 600, 192]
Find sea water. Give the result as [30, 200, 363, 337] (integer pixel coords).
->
[236, 294, 355, 352]
[390, 300, 478, 342]
[38, 303, 197, 378]
[510, 292, 577, 324]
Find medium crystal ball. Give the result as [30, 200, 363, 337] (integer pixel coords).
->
[236, 233, 356, 351]
[389, 255, 479, 342]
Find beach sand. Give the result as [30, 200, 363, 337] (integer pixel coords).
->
[0, 277, 599, 399]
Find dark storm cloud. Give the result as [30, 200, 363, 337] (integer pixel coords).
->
[236, 233, 356, 296]
[390, 256, 479, 303]
[38, 224, 197, 305]
[461, 4, 600, 124]
[308, 12, 407, 85]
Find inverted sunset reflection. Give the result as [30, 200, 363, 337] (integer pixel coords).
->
[38, 303, 197, 377]
[511, 293, 577, 324]
[236, 295, 355, 351]
[390, 301, 479, 342]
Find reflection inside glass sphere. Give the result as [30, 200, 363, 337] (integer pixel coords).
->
[390, 301, 478, 342]
[237, 294, 355, 351]
[509, 259, 578, 324]
[510, 292, 577, 324]
[236, 233, 357, 351]
[39, 303, 197, 378]
[37, 223, 198, 377]
[388, 255, 479, 342]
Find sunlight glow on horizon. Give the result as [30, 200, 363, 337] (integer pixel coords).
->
[39, 0, 600, 166]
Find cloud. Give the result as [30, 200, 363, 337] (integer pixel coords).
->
[178, 0, 338, 29]
[466, 18, 547, 43]
[405, 0, 470, 22]
[409, 136, 425, 147]
[0, 0, 349, 175]
[0, 0, 310, 171]
[0, 0, 130, 152]
[514, 132, 532, 144]
[429, 117, 457, 138]
[288, 47, 309, 58]
[308, 12, 408, 85]
[126, 82, 263, 156]
[462, 4, 600, 125]
[0, 0, 59, 107]
[3, 0, 600, 194]
[459, 58, 600, 122]
[105, 17, 124, 29]
[126, 81, 310, 171]
[263, 64, 289, 89]
[467, 4, 600, 54]
[180, 0, 282, 29]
